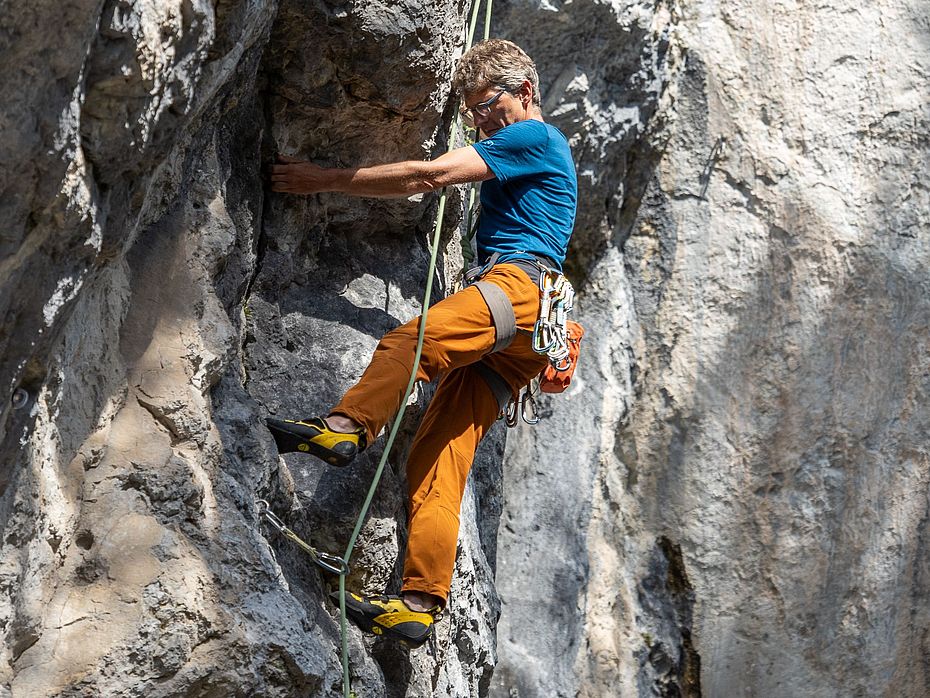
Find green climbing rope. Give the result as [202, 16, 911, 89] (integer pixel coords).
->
[337, 2, 493, 696]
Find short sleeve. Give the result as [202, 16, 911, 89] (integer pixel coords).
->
[472, 121, 549, 184]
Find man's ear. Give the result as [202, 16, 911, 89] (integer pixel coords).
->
[520, 79, 533, 107]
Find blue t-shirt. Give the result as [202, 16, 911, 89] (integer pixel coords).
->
[471, 120, 577, 271]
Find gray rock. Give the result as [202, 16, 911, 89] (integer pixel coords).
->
[3, 0, 930, 696]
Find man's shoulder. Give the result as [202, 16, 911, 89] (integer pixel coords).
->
[480, 120, 560, 155]
[496, 118, 548, 140]
[474, 120, 573, 182]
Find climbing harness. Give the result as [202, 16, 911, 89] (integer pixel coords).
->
[462, 253, 583, 424]
[257, 500, 350, 575]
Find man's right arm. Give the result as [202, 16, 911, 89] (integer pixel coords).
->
[271, 147, 494, 198]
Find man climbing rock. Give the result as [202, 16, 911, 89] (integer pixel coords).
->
[266, 39, 577, 647]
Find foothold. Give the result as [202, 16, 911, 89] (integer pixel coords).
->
[11, 388, 29, 410]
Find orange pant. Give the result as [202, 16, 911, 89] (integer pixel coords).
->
[332, 264, 547, 604]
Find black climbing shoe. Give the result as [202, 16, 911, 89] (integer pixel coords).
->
[265, 417, 366, 467]
[332, 592, 440, 648]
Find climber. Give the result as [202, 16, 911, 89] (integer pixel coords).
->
[266, 39, 577, 647]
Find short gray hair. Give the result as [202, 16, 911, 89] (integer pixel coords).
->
[453, 39, 541, 107]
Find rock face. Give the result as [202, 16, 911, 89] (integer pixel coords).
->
[2, 0, 929, 697]
[624, 3, 930, 696]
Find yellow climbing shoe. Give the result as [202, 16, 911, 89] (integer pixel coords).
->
[265, 417, 366, 467]
[334, 592, 440, 648]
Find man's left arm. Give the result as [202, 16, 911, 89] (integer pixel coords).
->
[270, 146, 494, 198]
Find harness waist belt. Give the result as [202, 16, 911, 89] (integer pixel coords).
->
[505, 255, 557, 282]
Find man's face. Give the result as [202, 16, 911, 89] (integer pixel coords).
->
[462, 82, 530, 137]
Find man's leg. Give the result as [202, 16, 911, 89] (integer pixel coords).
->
[400, 265, 550, 606]
[334, 264, 548, 640]
[268, 284, 497, 463]
[338, 329, 547, 642]
[401, 364, 502, 606]
[330, 284, 498, 442]
[324, 292, 502, 646]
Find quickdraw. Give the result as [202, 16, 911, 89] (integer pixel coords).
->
[257, 499, 349, 576]
[532, 269, 575, 366]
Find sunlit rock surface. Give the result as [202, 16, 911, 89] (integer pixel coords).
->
[1, 0, 928, 696]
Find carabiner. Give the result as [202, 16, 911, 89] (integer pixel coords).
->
[505, 396, 520, 427]
[314, 551, 350, 576]
[520, 390, 539, 425]
[257, 500, 284, 531]
[547, 329, 570, 363]
[533, 320, 555, 353]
